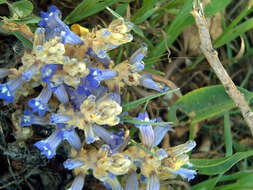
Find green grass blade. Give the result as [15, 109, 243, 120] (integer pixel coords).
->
[122, 88, 179, 112]
[192, 171, 252, 190]
[131, 0, 156, 24]
[150, 0, 232, 60]
[12, 31, 32, 49]
[64, 0, 120, 24]
[224, 112, 233, 157]
[190, 150, 253, 175]
[214, 17, 253, 47]
[121, 116, 172, 126]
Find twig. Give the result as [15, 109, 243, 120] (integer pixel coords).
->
[192, 0, 253, 136]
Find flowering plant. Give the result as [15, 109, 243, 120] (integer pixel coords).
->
[0, 5, 196, 190]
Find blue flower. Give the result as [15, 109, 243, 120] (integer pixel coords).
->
[39, 5, 82, 44]
[170, 168, 196, 181]
[139, 74, 168, 92]
[156, 148, 168, 160]
[108, 92, 121, 104]
[147, 173, 160, 190]
[65, 86, 87, 110]
[129, 44, 147, 72]
[147, 174, 160, 190]
[135, 112, 154, 149]
[34, 128, 64, 159]
[77, 67, 117, 95]
[63, 127, 81, 150]
[63, 159, 85, 170]
[93, 125, 125, 152]
[86, 48, 111, 67]
[0, 76, 24, 103]
[51, 83, 69, 105]
[153, 118, 173, 147]
[28, 86, 52, 116]
[84, 123, 99, 144]
[104, 172, 123, 190]
[125, 172, 138, 190]
[20, 109, 50, 126]
[40, 64, 58, 82]
[50, 113, 72, 125]
[67, 173, 85, 190]
[22, 63, 39, 82]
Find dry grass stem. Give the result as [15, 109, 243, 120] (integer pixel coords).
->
[192, 1, 253, 136]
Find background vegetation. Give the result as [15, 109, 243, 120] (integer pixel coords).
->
[0, 0, 253, 189]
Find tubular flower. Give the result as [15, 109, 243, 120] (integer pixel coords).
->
[3, 5, 197, 190]
[39, 5, 82, 44]
[0, 76, 24, 103]
[28, 86, 52, 116]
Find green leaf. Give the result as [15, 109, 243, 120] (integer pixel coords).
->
[214, 17, 253, 47]
[12, 31, 32, 50]
[149, 0, 232, 59]
[13, 15, 40, 24]
[131, 0, 156, 24]
[168, 85, 253, 123]
[0, 0, 6, 5]
[192, 171, 252, 190]
[10, 0, 33, 18]
[64, 0, 120, 24]
[123, 88, 179, 112]
[214, 173, 253, 190]
[190, 150, 253, 175]
[224, 112, 233, 157]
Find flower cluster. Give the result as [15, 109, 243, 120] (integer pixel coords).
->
[0, 5, 196, 190]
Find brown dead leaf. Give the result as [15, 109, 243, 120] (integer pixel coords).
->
[1, 21, 33, 41]
[240, 138, 253, 148]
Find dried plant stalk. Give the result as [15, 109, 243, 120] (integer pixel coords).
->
[192, 1, 253, 136]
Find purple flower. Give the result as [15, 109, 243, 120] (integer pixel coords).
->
[135, 112, 154, 149]
[20, 109, 50, 126]
[34, 128, 64, 159]
[125, 172, 138, 190]
[63, 159, 85, 170]
[0, 76, 24, 103]
[28, 86, 52, 116]
[170, 168, 196, 181]
[39, 5, 82, 44]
